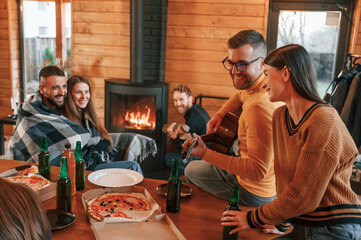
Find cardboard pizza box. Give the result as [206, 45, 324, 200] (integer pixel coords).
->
[36, 182, 57, 202]
[82, 186, 186, 240]
[0, 167, 56, 202]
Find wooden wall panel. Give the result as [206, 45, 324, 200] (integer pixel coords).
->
[73, 12, 129, 24]
[167, 26, 263, 39]
[72, 44, 130, 57]
[0, 0, 10, 131]
[8, 0, 18, 138]
[73, 65, 129, 79]
[73, 33, 129, 46]
[73, 1, 129, 12]
[168, 3, 264, 16]
[168, 15, 264, 28]
[73, 22, 130, 35]
[72, 0, 131, 125]
[350, 0, 361, 55]
[0, 0, 18, 142]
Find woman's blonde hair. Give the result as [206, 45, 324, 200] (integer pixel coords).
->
[62, 75, 113, 149]
[0, 178, 51, 240]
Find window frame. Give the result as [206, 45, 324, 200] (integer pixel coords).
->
[17, 0, 70, 101]
[267, 0, 355, 79]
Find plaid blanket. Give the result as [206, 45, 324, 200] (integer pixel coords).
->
[111, 132, 158, 163]
[5, 92, 98, 166]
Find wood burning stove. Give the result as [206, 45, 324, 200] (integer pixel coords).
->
[103, 1, 169, 175]
[105, 79, 168, 174]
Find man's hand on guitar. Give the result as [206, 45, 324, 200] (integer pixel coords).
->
[206, 113, 222, 134]
[167, 122, 178, 139]
[182, 134, 207, 158]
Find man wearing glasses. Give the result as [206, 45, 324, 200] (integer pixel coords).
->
[185, 30, 281, 207]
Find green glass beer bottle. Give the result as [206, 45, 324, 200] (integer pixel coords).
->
[57, 157, 72, 211]
[38, 135, 51, 180]
[166, 158, 181, 213]
[75, 141, 85, 191]
[222, 185, 241, 240]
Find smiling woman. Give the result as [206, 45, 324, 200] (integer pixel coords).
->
[60, 75, 143, 173]
[72, 82, 90, 109]
[62, 75, 105, 141]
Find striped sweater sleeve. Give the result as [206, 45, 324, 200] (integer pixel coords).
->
[247, 211, 291, 233]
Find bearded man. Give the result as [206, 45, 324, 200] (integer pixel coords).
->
[185, 30, 281, 207]
[164, 84, 210, 175]
[38, 66, 67, 109]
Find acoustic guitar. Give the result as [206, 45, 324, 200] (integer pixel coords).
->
[182, 112, 239, 162]
[162, 123, 191, 140]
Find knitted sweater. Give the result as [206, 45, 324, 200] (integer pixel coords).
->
[204, 74, 281, 197]
[247, 103, 361, 230]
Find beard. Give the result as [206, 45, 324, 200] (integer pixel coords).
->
[46, 94, 65, 109]
[232, 74, 258, 90]
[176, 104, 191, 114]
[176, 105, 185, 114]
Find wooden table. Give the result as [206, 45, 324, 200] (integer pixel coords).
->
[0, 159, 282, 240]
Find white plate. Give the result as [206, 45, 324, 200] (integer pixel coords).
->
[87, 168, 144, 187]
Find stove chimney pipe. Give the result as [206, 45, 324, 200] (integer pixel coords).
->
[130, 0, 144, 83]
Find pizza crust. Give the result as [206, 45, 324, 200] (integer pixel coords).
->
[17, 165, 38, 175]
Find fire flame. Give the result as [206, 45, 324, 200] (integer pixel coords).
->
[125, 106, 155, 130]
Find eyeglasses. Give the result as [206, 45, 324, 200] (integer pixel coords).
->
[222, 57, 263, 72]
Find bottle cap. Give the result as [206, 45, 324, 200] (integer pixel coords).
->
[65, 143, 71, 148]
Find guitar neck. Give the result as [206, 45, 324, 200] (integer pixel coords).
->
[200, 132, 216, 143]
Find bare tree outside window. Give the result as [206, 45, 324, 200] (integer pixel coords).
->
[276, 11, 340, 96]
[23, 1, 71, 97]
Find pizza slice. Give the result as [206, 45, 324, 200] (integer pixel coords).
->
[5, 175, 50, 191]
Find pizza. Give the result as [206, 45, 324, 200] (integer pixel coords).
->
[87, 192, 151, 221]
[17, 165, 38, 175]
[5, 175, 50, 191]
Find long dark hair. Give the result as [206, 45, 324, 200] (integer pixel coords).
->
[0, 178, 51, 240]
[62, 75, 113, 149]
[264, 44, 324, 103]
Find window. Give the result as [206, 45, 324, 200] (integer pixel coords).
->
[37, 2, 47, 11]
[39, 26, 48, 35]
[19, 0, 71, 99]
[267, 0, 355, 96]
